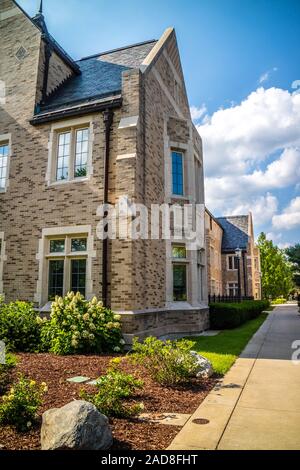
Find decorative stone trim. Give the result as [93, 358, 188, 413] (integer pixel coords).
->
[118, 306, 210, 346]
[116, 153, 137, 161]
[0, 133, 12, 193]
[0, 232, 7, 297]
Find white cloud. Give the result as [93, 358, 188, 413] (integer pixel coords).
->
[272, 197, 300, 230]
[198, 87, 300, 177]
[198, 85, 300, 239]
[190, 104, 207, 122]
[259, 72, 269, 84]
[278, 242, 292, 249]
[259, 67, 278, 84]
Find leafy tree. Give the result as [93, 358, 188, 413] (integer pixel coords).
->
[257, 233, 294, 299]
[285, 244, 300, 288]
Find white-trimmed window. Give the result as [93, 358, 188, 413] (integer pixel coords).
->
[227, 282, 238, 296]
[35, 226, 96, 306]
[172, 244, 187, 301]
[47, 119, 93, 185]
[47, 235, 88, 300]
[227, 254, 238, 271]
[197, 249, 205, 302]
[171, 151, 184, 196]
[0, 136, 11, 192]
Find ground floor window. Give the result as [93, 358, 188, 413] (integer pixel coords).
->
[227, 282, 238, 296]
[173, 264, 187, 301]
[172, 244, 188, 301]
[47, 235, 88, 300]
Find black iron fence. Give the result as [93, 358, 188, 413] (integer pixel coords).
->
[208, 294, 254, 304]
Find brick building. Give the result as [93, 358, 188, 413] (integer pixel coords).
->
[205, 211, 262, 300]
[0, 1, 209, 343]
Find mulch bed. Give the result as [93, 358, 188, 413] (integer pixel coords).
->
[0, 353, 216, 450]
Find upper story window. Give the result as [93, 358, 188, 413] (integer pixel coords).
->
[56, 127, 89, 182]
[0, 139, 10, 192]
[227, 255, 239, 271]
[47, 119, 93, 186]
[171, 151, 184, 196]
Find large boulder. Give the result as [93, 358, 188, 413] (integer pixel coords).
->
[190, 351, 213, 378]
[41, 400, 113, 450]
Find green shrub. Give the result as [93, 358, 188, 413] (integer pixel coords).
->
[0, 353, 17, 395]
[272, 297, 287, 305]
[209, 300, 270, 329]
[40, 292, 124, 355]
[0, 301, 41, 352]
[0, 375, 47, 432]
[131, 336, 199, 386]
[81, 361, 144, 418]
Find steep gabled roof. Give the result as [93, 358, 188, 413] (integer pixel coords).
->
[217, 215, 250, 252]
[38, 40, 157, 115]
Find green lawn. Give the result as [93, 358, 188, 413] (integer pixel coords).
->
[190, 313, 268, 376]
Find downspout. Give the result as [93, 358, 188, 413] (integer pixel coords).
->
[242, 251, 247, 297]
[41, 38, 51, 105]
[102, 109, 114, 308]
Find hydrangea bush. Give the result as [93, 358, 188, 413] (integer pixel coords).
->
[40, 292, 124, 355]
[0, 301, 41, 352]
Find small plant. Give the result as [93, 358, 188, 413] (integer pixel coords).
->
[81, 360, 144, 418]
[0, 375, 47, 432]
[131, 337, 199, 386]
[40, 292, 124, 355]
[0, 301, 42, 352]
[0, 353, 17, 395]
[272, 297, 287, 305]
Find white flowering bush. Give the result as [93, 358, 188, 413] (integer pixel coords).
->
[40, 292, 124, 355]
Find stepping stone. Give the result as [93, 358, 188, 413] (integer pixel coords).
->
[67, 376, 91, 384]
[86, 379, 99, 386]
[139, 413, 191, 427]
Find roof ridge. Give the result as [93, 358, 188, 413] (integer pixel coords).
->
[78, 39, 157, 62]
[217, 215, 249, 219]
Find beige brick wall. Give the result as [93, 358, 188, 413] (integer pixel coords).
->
[46, 51, 74, 97]
[205, 211, 223, 295]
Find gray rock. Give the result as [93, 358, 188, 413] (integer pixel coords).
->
[190, 351, 213, 378]
[41, 400, 113, 450]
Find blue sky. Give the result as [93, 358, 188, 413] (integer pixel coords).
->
[19, 0, 300, 247]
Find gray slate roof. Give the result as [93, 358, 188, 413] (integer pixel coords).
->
[217, 215, 250, 252]
[39, 40, 157, 114]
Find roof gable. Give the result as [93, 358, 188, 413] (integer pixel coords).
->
[217, 215, 250, 252]
[35, 40, 157, 116]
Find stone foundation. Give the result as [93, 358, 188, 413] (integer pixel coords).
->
[118, 306, 210, 346]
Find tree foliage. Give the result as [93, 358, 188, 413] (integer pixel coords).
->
[285, 244, 300, 288]
[257, 233, 294, 299]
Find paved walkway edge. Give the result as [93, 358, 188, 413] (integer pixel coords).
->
[167, 313, 273, 450]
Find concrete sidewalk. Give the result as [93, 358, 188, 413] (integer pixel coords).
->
[168, 304, 300, 450]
